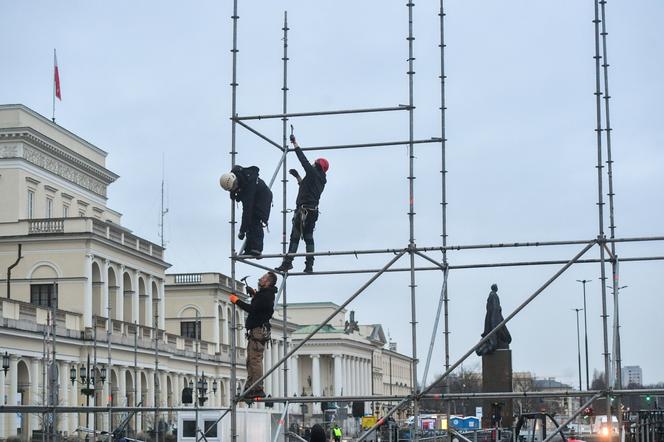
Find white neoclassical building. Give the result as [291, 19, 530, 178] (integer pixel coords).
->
[0, 104, 413, 439]
[0, 105, 247, 439]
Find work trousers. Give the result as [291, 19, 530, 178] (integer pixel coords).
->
[244, 216, 265, 254]
[245, 326, 270, 391]
[286, 207, 319, 262]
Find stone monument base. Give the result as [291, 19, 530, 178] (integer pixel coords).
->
[482, 349, 513, 428]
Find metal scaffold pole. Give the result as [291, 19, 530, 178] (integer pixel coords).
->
[280, 11, 290, 439]
[598, 1, 624, 439]
[229, 0, 239, 440]
[592, 0, 613, 426]
[439, 3, 452, 437]
[405, 0, 420, 437]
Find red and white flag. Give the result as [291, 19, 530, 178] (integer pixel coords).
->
[54, 49, 61, 101]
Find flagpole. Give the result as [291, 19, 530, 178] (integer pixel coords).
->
[52, 49, 56, 123]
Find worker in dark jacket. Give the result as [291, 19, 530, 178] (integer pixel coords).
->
[229, 271, 277, 398]
[275, 135, 328, 273]
[220, 165, 273, 256]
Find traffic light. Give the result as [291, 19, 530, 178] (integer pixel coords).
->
[646, 395, 651, 402]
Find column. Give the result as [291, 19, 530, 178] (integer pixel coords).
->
[117, 265, 125, 322]
[146, 277, 154, 327]
[265, 340, 272, 396]
[342, 356, 348, 396]
[277, 342, 284, 398]
[364, 359, 370, 414]
[84, 254, 93, 328]
[102, 260, 110, 319]
[59, 362, 69, 433]
[291, 355, 299, 398]
[213, 303, 220, 353]
[102, 366, 110, 430]
[160, 371, 168, 407]
[353, 357, 359, 396]
[222, 307, 229, 345]
[7, 356, 18, 437]
[271, 340, 279, 396]
[147, 369, 155, 407]
[132, 271, 139, 324]
[30, 358, 40, 433]
[158, 280, 166, 330]
[311, 355, 321, 414]
[224, 378, 231, 407]
[0, 367, 5, 438]
[333, 355, 342, 397]
[118, 368, 127, 406]
[135, 371, 143, 431]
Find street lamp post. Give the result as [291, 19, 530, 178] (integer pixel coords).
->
[576, 280, 591, 389]
[72, 354, 103, 441]
[607, 284, 627, 388]
[572, 308, 583, 413]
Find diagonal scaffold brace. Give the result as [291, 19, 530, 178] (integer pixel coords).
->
[358, 240, 596, 441]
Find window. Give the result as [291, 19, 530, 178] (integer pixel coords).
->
[63, 205, 69, 218]
[203, 421, 218, 438]
[181, 420, 196, 438]
[27, 190, 34, 219]
[46, 197, 53, 218]
[30, 284, 58, 308]
[180, 321, 201, 339]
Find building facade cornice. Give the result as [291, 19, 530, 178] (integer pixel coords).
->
[0, 129, 119, 197]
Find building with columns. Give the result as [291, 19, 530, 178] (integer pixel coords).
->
[0, 105, 246, 439]
[0, 104, 413, 439]
[278, 303, 413, 420]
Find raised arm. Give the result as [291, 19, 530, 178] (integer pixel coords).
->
[291, 137, 315, 175]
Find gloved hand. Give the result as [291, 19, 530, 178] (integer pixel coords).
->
[247, 286, 256, 297]
[229, 294, 239, 304]
[289, 134, 296, 144]
[238, 231, 245, 240]
[289, 169, 300, 178]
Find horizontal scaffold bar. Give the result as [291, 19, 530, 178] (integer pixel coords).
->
[0, 406, 231, 413]
[2, 388, 662, 413]
[261, 255, 664, 276]
[245, 388, 664, 404]
[232, 235, 664, 260]
[233, 105, 413, 120]
[291, 138, 442, 152]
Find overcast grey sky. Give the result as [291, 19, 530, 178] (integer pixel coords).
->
[2, 1, 663, 387]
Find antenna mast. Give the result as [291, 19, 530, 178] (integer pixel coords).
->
[159, 155, 169, 248]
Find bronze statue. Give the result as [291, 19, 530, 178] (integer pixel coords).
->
[476, 284, 512, 356]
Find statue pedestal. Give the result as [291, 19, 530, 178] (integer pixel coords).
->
[481, 349, 513, 428]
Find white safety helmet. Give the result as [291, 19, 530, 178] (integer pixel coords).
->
[219, 172, 237, 191]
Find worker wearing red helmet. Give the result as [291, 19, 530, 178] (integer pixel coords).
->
[276, 134, 328, 273]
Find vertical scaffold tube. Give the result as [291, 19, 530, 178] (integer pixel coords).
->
[281, 11, 290, 440]
[599, 0, 622, 390]
[229, 0, 239, 440]
[592, 0, 612, 424]
[439, 0, 451, 417]
[599, 3, 623, 439]
[406, 0, 419, 438]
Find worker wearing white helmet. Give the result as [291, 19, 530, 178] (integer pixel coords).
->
[219, 165, 272, 256]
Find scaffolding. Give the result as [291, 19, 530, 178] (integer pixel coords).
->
[221, 0, 664, 441]
[3, 2, 663, 442]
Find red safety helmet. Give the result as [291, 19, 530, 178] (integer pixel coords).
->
[315, 158, 329, 173]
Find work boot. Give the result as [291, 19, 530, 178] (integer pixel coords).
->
[275, 259, 293, 272]
[303, 261, 314, 274]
